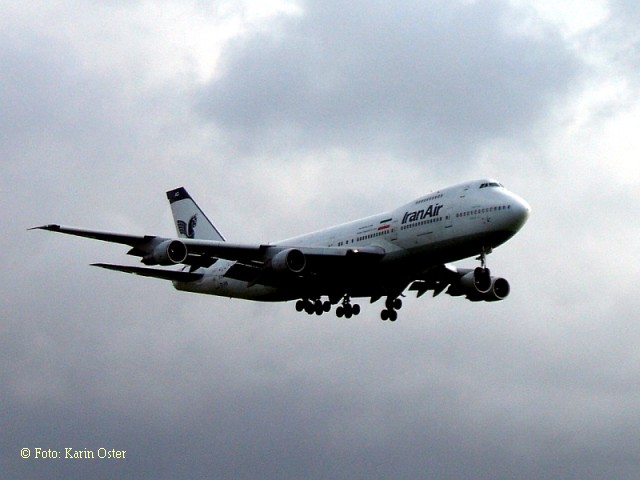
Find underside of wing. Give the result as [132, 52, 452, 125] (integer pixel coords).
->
[182, 241, 386, 284]
[409, 264, 510, 302]
[408, 265, 459, 297]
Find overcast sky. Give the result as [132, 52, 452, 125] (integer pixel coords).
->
[2, 0, 640, 478]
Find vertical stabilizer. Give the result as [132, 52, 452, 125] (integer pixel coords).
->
[166, 187, 225, 242]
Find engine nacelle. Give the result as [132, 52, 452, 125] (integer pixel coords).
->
[447, 273, 510, 302]
[459, 268, 492, 294]
[144, 239, 188, 265]
[482, 277, 510, 301]
[270, 248, 307, 274]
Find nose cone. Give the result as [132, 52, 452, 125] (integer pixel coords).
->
[510, 194, 531, 232]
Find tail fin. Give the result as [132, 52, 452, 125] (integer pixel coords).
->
[166, 187, 225, 241]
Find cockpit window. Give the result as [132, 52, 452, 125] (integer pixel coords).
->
[479, 182, 503, 189]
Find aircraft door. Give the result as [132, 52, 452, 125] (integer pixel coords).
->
[444, 205, 453, 229]
[390, 219, 399, 242]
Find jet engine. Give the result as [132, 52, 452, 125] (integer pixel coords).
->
[144, 239, 188, 265]
[480, 277, 510, 301]
[447, 271, 510, 302]
[270, 248, 307, 274]
[459, 268, 492, 294]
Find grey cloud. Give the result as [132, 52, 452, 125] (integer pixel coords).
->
[578, 0, 640, 91]
[5, 295, 640, 479]
[0, 26, 211, 233]
[197, 0, 583, 161]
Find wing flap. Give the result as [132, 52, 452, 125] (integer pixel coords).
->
[408, 264, 460, 297]
[223, 262, 263, 282]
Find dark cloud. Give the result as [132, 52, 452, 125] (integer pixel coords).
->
[5, 297, 640, 479]
[197, 0, 583, 161]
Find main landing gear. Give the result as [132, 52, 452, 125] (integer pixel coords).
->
[295, 296, 361, 318]
[380, 296, 402, 322]
[336, 295, 360, 318]
[296, 298, 331, 315]
[295, 295, 404, 321]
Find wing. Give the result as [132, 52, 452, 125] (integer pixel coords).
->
[31, 224, 159, 247]
[179, 239, 385, 264]
[31, 224, 386, 286]
[30, 223, 175, 261]
[179, 239, 385, 285]
[408, 264, 459, 297]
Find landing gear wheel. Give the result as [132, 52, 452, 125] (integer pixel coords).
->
[336, 295, 359, 318]
[305, 301, 315, 315]
[382, 296, 401, 322]
[385, 297, 403, 310]
[296, 300, 305, 312]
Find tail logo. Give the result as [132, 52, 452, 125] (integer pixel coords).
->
[177, 214, 198, 239]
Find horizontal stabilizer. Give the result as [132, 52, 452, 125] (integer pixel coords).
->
[91, 263, 203, 282]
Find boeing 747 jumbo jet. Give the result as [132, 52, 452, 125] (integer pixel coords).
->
[33, 179, 530, 321]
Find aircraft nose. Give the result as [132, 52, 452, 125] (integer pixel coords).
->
[510, 195, 531, 231]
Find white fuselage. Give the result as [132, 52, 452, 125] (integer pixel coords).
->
[174, 179, 530, 301]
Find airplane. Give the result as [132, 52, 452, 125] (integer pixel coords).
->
[32, 179, 530, 321]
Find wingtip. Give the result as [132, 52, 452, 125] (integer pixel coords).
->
[91, 263, 122, 272]
[28, 224, 61, 231]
